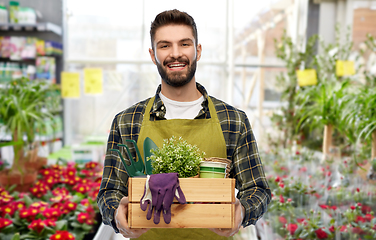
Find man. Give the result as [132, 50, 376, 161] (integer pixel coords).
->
[97, 9, 271, 240]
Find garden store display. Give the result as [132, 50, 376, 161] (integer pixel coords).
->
[256, 30, 376, 240]
[0, 160, 102, 240]
[0, 78, 61, 191]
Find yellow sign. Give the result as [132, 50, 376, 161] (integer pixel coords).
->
[336, 60, 355, 77]
[61, 72, 80, 98]
[84, 68, 103, 94]
[296, 69, 317, 87]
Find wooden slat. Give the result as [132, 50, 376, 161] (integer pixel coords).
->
[129, 178, 235, 203]
[129, 203, 234, 228]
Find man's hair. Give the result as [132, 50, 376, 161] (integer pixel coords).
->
[150, 9, 198, 49]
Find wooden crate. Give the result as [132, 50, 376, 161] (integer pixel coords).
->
[128, 178, 235, 228]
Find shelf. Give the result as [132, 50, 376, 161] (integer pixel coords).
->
[0, 22, 62, 36]
[0, 132, 63, 142]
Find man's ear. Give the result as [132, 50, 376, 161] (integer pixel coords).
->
[149, 48, 157, 65]
[196, 44, 202, 61]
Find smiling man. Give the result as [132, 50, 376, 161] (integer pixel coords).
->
[97, 9, 271, 240]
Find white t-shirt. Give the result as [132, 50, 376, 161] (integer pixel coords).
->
[159, 93, 204, 120]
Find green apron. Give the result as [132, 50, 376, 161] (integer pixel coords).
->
[134, 96, 232, 240]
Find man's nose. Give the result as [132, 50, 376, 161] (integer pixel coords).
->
[169, 45, 182, 59]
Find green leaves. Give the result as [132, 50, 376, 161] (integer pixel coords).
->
[150, 136, 204, 178]
[0, 77, 58, 169]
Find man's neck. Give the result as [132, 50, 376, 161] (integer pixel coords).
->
[160, 78, 202, 102]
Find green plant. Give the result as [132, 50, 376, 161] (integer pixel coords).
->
[272, 31, 319, 148]
[149, 136, 204, 178]
[295, 80, 351, 156]
[0, 78, 54, 173]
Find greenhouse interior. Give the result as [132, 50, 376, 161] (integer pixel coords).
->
[0, 0, 376, 239]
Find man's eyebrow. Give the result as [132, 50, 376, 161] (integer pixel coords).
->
[156, 38, 194, 45]
[179, 38, 194, 43]
[156, 40, 171, 45]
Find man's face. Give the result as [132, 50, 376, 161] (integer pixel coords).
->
[149, 24, 202, 87]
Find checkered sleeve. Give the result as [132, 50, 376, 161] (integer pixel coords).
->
[211, 96, 271, 227]
[96, 99, 149, 233]
[234, 112, 271, 227]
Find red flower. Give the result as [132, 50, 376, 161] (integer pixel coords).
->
[330, 206, 337, 211]
[12, 201, 26, 210]
[355, 216, 366, 223]
[77, 212, 93, 224]
[44, 219, 56, 227]
[297, 218, 306, 225]
[19, 209, 30, 219]
[287, 223, 298, 235]
[278, 216, 287, 225]
[65, 167, 76, 178]
[364, 214, 373, 222]
[64, 201, 77, 211]
[315, 228, 328, 239]
[50, 230, 75, 240]
[340, 225, 347, 232]
[361, 205, 372, 214]
[279, 195, 285, 203]
[319, 204, 329, 209]
[85, 161, 99, 169]
[80, 199, 90, 207]
[43, 208, 62, 220]
[0, 205, 15, 217]
[350, 206, 356, 210]
[73, 184, 90, 194]
[28, 219, 45, 233]
[0, 218, 12, 229]
[352, 227, 364, 235]
[329, 226, 335, 233]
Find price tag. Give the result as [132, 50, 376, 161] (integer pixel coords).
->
[296, 69, 317, 87]
[84, 68, 103, 94]
[61, 72, 80, 98]
[336, 60, 355, 77]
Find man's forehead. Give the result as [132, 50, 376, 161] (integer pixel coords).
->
[154, 24, 195, 43]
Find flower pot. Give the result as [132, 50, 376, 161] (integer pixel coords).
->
[24, 156, 48, 171]
[0, 170, 38, 192]
[199, 162, 226, 178]
[199, 171, 226, 178]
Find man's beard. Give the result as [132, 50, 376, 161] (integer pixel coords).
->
[156, 57, 197, 87]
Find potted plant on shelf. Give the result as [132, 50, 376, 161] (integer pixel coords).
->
[0, 77, 55, 191]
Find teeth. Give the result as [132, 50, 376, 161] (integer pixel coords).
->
[169, 64, 185, 68]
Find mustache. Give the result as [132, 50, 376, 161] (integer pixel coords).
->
[163, 57, 189, 66]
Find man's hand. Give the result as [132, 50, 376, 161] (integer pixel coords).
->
[209, 199, 245, 237]
[115, 196, 149, 238]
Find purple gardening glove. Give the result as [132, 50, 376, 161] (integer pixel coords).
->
[140, 173, 186, 224]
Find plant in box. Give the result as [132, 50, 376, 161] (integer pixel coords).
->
[0, 77, 55, 190]
[149, 136, 204, 178]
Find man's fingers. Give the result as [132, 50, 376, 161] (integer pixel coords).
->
[115, 196, 150, 238]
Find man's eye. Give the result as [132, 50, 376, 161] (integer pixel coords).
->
[160, 45, 168, 48]
[182, 43, 189, 46]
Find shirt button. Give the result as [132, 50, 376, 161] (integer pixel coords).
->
[161, 106, 165, 111]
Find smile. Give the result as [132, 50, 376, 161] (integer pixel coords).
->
[167, 63, 187, 71]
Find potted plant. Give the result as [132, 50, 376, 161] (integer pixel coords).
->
[0, 77, 55, 191]
[272, 31, 319, 148]
[149, 136, 204, 178]
[295, 79, 351, 160]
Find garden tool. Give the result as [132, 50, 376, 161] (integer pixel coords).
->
[143, 137, 158, 175]
[140, 172, 186, 224]
[109, 139, 146, 177]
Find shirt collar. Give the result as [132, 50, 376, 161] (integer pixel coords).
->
[150, 82, 209, 119]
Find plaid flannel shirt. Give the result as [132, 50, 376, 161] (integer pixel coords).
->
[97, 83, 271, 232]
